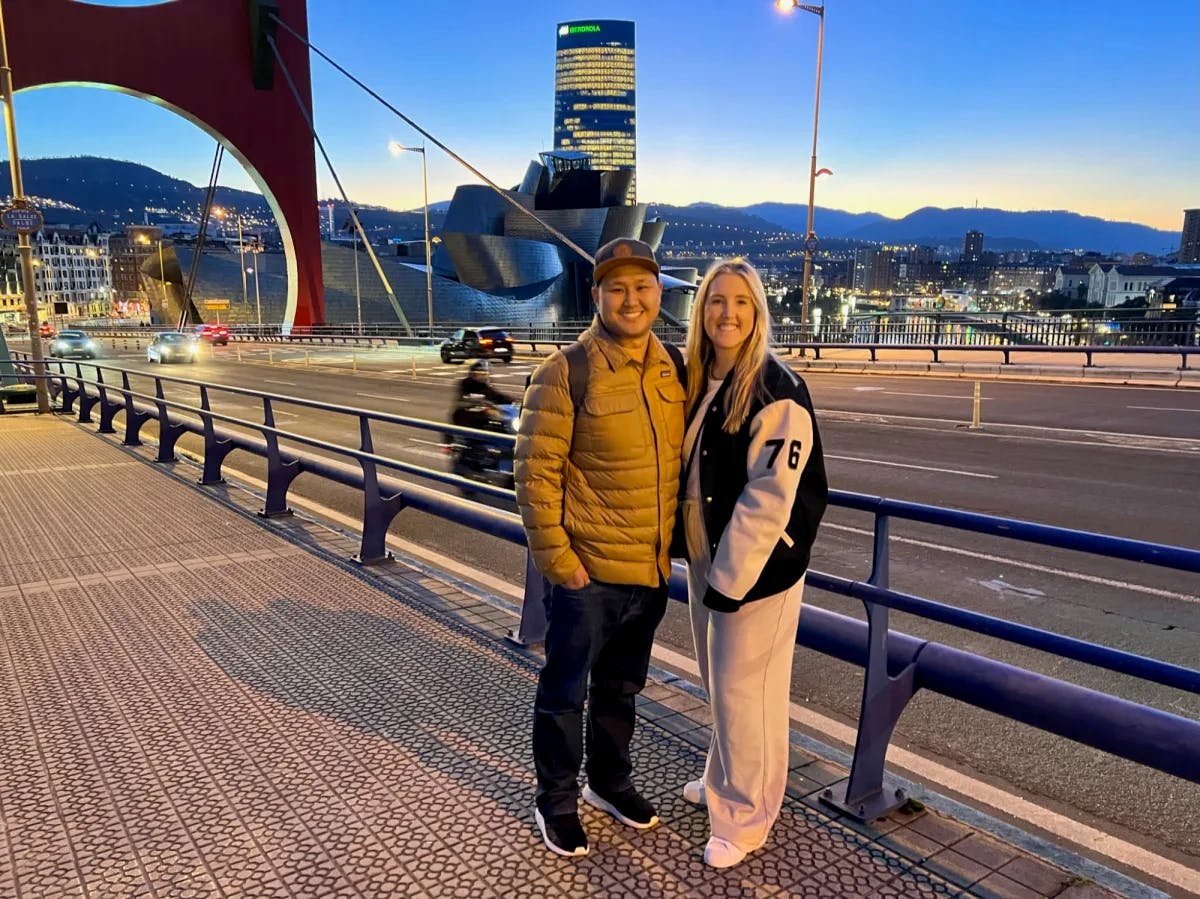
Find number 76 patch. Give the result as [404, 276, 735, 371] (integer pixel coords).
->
[764, 438, 802, 470]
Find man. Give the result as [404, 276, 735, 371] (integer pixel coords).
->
[451, 360, 512, 430]
[515, 238, 686, 857]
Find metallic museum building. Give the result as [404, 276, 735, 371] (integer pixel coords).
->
[175, 151, 696, 328]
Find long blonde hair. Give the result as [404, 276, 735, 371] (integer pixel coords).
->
[684, 258, 773, 433]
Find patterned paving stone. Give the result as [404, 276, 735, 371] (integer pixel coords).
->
[0, 419, 1127, 898]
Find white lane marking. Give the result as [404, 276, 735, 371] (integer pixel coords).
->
[263, 379, 296, 386]
[1127, 405, 1200, 413]
[851, 386, 887, 392]
[818, 410, 1200, 455]
[826, 455, 997, 479]
[356, 392, 410, 402]
[647, 642, 1200, 895]
[884, 391, 980, 400]
[822, 522, 1200, 604]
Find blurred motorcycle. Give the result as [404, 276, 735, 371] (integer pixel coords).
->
[445, 398, 518, 492]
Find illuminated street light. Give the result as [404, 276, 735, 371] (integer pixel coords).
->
[246, 245, 262, 332]
[389, 141, 434, 340]
[775, 0, 826, 349]
[213, 206, 249, 310]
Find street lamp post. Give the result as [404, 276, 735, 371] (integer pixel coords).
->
[776, 0, 826, 346]
[247, 247, 262, 332]
[214, 207, 249, 312]
[352, 218, 361, 334]
[0, 0, 50, 412]
[389, 142, 434, 339]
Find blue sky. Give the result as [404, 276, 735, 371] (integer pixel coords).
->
[9, 0, 1199, 230]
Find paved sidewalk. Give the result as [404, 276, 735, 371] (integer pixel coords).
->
[0, 416, 1134, 897]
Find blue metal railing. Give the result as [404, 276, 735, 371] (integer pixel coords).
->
[7, 355, 1200, 821]
[14, 325, 1200, 369]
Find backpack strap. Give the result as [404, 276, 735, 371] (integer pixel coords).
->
[559, 340, 684, 409]
[563, 341, 590, 410]
[663, 342, 686, 390]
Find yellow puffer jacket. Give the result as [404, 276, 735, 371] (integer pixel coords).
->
[515, 320, 685, 587]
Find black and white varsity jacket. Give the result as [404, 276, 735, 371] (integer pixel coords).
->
[680, 355, 828, 612]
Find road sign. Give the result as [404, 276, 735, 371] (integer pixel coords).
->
[803, 235, 820, 253]
[0, 204, 44, 234]
[203, 299, 230, 310]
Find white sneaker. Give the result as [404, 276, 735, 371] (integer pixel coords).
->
[703, 836, 747, 869]
[682, 780, 706, 807]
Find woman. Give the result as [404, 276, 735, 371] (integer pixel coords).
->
[677, 258, 828, 868]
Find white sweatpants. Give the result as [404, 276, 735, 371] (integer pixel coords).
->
[684, 498, 805, 850]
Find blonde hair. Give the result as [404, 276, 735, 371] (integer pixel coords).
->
[684, 258, 773, 433]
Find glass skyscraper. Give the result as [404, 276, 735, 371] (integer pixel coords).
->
[553, 20, 636, 204]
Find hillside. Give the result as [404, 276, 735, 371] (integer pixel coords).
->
[0, 156, 1181, 254]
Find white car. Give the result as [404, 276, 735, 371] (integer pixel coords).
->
[146, 331, 198, 364]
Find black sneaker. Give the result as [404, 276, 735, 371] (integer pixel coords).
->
[534, 807, 589, 857]
[582, 784, 660, 829]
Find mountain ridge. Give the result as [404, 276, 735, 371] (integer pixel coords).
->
[0, 156, 1181, 254]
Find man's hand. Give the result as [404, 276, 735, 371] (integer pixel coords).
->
[563, 566, 591, 590]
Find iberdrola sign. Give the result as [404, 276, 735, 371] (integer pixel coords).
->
[559, 23, 602, 36]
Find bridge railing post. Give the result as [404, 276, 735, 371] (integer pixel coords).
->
[821, 512, 921, 821]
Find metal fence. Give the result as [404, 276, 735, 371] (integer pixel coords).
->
[6, 355, 1198, 823]
[20, 323, 1198, 370]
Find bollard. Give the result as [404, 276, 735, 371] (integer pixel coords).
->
[268, 347, 273, 365]
[411, 358, 417, 377]
[352, 352, 358, 373]
[969, 380, 982, 430]
[237, 345, 242, 363]
[305, 350, 310, 368]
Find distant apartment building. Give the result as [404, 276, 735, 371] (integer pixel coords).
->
[108, 225, 164, 318]
[109, 225, 163, 296]
[1054, 265, 1091, 300]
[1179, 208, 1200, 263]
[1086, 263, 1193, 307]
[851, 246, 894, 293]
[893, 245, 942, 292]
[554, 20, 637, 203]
[988, 265, 1053, 296]
[2, 225, 114, 319]
[960, 230, 984, 263]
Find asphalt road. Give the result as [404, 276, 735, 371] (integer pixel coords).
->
[48, 339, 1200, 871]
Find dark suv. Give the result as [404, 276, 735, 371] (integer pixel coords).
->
[439, 327, 514, 364]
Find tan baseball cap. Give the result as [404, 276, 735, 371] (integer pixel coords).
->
[593, 237, 660, 285]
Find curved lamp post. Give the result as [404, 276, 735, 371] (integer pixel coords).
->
[388, 141, 434, 338]
[775, 0, 827, 343]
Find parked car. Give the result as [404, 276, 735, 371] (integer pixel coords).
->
[38, 322, 55, 339]
[439, 327, 514, 364]
[49, 330, 98, 360]
[194, 323, 230, 345]
[146, 331, 198, 364]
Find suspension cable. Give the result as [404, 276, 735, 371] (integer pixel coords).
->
[178, 142, 224, 331]
[266, 33, 414, 336]
[268, 13, 594, 267]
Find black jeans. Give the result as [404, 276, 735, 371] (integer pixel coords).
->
[533, 577, 668, 817]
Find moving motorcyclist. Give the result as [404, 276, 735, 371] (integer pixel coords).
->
[452, 360, 513, 431]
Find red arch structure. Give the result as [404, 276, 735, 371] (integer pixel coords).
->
[6, 0, 325, 328]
